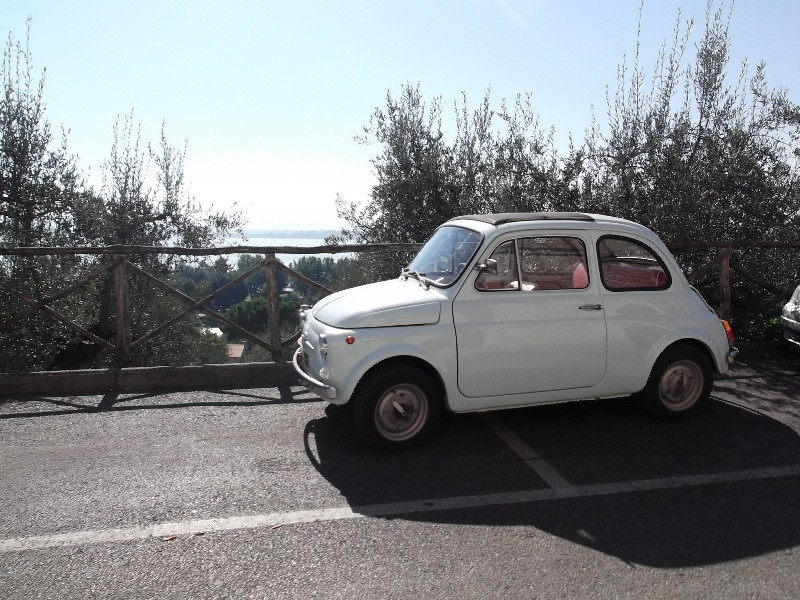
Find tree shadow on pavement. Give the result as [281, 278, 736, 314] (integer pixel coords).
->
[0, 384, 318, 419]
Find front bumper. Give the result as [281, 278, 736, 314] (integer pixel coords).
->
[782, 325, 800, 347]
[781, 315, 800, 346]
[292, 347, 338, 400]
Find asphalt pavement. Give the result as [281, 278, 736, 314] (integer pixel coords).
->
[1, 345, 799, 599]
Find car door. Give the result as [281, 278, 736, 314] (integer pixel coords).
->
[453, 234, 607, 399]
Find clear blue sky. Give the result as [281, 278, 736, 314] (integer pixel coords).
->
[3, 0, 799, 230]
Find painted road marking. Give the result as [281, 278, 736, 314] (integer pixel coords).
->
[3, 464, 799, 552]
[482, 413, 577, 494]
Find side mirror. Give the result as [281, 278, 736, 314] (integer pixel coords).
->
[477, 258, 498, 275]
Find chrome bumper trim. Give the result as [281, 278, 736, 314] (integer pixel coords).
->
[784, 335, 800, 347]
[292, 347, 337, 400]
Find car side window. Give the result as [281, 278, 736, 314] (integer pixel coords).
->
[475, 236, 589, 292]
[474, 240, 520, 290]
[597, 236, 671, 291]
[519, 237, 589, 290]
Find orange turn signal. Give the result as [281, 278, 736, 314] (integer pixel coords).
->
[721, 320, 734, 344]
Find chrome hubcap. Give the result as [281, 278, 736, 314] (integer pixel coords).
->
[659, 360, 703, 410]
[374, 384, 428, 441]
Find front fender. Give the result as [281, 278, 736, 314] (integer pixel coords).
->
[332, 324, 456, 405]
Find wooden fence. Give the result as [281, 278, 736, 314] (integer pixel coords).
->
[0, 242, 419, 395]
[665, 240, 800, 322]
[0, 239, 797, 396]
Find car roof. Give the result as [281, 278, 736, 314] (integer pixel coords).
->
[448, 212, 595, 225]
[445, 212, 659, 241]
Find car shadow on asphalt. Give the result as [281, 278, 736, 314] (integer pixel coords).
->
[304, 395, 800, 569]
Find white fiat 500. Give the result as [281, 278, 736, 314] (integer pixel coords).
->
[294, 213, 736, 452]
[781, 284, 800, 349]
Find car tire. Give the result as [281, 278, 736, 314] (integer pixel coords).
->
[642, 345, 713, 419]
[353, 365, 442, 452]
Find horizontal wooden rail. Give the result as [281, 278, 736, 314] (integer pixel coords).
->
[0, 363, 296, 396]
[0, 243, 422, 394]
[1, 239, 796, 397]
[0, 243, 422, 256]
[6, 239, 800, 256]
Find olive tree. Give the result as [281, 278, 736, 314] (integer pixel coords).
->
[72, 114, 242, 367]
[0, 26, 88, 371]
[0, 25, 242, 370]
[333, 84, 562, 281]
[562, 0, 800, 337]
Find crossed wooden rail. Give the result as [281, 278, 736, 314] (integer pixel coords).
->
[0, 243, 420, 369]
[0, 240, 796, 396]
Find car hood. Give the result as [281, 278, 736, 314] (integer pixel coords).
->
[312, 279, 443, 328]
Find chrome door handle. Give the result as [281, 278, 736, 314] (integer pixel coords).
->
[579, 304, 603, 311]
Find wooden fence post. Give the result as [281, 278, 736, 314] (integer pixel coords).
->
[265, 254, 283, 361]
[719, 247, 732, 323]
[113, 254, 131, 367]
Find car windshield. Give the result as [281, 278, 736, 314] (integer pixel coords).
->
[405, 226, 482, 287]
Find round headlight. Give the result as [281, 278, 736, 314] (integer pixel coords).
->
[318, 366, 331, 381]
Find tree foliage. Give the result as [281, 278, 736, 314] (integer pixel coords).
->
[332, 84, 563, 281]
[0, 26, 90, 370]
[171, 257, 249, 311]
[287, 255, 364, 299]
[335, 85, 564, 248]
[0, 25, 241, 370]
[569, 2, 800, 244]
[223, 296, 299, 337]
[0, 26, 83, 251]
[335, 0, 799, 337]
[562, 1, 800, 336]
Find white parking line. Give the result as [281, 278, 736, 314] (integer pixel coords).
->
[481, 413, 577, 494]
[3, 464, 799, 552]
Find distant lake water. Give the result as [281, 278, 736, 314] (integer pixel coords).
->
[222, 231, 350, 266]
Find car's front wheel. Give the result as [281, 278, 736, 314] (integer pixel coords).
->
[642, 345, 713, 419]
[353, 365, 442, 452]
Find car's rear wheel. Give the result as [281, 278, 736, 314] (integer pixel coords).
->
[353, 365, 441, 452]
[643, 345, 713, 419]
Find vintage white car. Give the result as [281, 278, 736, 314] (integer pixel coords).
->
[781, 284, 800, 349]
[294, 213, 737, 452]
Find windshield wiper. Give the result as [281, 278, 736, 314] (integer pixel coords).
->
[401, 267, 430, 289]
